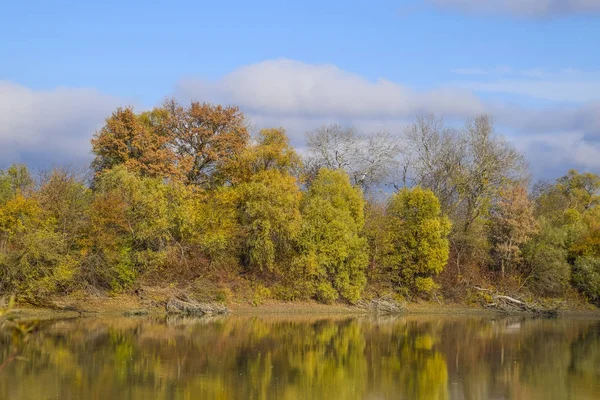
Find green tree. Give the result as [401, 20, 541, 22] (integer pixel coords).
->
[0, 164, 34, 203]
[0, 166, 78, 302]
[572, 256, 600, 304]
[85, 166, 172, 291]
[382, 187, 451, 295]
[238, 169, 302, 274]
[295, 168, 368, 303]
[522, 221, 571, 297]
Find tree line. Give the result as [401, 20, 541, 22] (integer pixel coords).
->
[0, 99, 599, 305]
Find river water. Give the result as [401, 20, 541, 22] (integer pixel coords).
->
[0, 315, 598, 399]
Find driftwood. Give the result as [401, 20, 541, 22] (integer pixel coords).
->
[166, 296, 228, 316]
[357, 295, 406, 315]
[474, 287, 558, 317]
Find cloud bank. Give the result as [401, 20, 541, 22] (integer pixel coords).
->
[177, 59, 485, 120]
[2, 59, 599, 180]
[0, 82, 122, 168]
[176, 59, 600, 179]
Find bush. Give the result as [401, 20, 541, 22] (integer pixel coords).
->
[572, 256, 600, 304]
[525, 244, 570, 297]
[315, 282, 339, 304]
[415, 277, 439, 294]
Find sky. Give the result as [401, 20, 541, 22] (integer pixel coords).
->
[1, 0, 600, 180]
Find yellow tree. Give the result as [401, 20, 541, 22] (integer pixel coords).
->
[296, 168, 368, 303]
[383, 187, 451, 295]
[230, 128, 303, 276]
[239, 170, 302, 274]
[221, 127, 302, 185]
[85, 166, 172, 291]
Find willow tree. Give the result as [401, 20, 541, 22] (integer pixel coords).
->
[233, 128, 303, 276]
[295, 168, 368, 303]
[383, 187, 451, 294]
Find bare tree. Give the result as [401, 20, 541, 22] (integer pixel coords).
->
[459, 115, 529, 233]
[399, 114, 529, 276]
[305, 124, 402, 190]
[398, 114, 466, 214]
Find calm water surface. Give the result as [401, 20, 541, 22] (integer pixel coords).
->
[0, 315, 599, 399]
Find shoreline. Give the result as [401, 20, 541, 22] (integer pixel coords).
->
[3, 295, 600, 322]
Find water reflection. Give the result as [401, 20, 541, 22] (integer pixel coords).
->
[0, 315, 599, 399]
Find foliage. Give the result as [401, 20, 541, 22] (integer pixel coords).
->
[522, 221, 571, 297]
[238, 169, 302, 274]
[222, 127, 302, 185]
[7, 101, 600, 306]
[163, 99, 249, 186]
[572, 256, 600, 304]
[382, 187, 451, 295]
[85, 166, 172, 291]
[91, 107, 179, 180]
[295, 168, 368, 303]
[489, 185, 538, 277]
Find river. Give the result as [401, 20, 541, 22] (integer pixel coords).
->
[0, 315, 599, 399]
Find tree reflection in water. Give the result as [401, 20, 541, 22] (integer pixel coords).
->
[0, 315, 599, 399]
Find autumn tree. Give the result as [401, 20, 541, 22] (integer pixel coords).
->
[382, 187, 451, 295]
[85, 166, 173, 291]
[556, 169, 600, 211]
[37, 168, 91, 250]
[232, 129, 303, 275]
[222, 128, 302, 185]
[295, 168, 368, 303]
[526, 170, 600, 298]
[91, 107, 179, 179]
[0, 165, 80, 302]
[489, 185, 538, 278]
[238, 170, 302, 274]
[163, 99, 249, 186]
[401, 114, 528, 278]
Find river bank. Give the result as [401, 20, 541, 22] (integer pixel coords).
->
[3, 292, 599, 322]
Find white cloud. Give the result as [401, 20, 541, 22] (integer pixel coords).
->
[427, 0, 600, 18]
[177, 59, 485, 120]
[175, 59, 600, 179]
[0, 81, 122, 167]
[2, 59, 599, 181]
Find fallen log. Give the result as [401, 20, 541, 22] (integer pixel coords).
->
[166, 297, 228, 316]
[357, 295, 406, 315]
[474, 287, 558, 317]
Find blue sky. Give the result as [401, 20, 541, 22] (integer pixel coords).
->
[1, 0, 600, 179]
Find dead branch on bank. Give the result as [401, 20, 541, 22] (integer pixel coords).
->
[166, 292, 228, 316]
[473, 286, 558, 317]
[357, 295, 406, 315]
